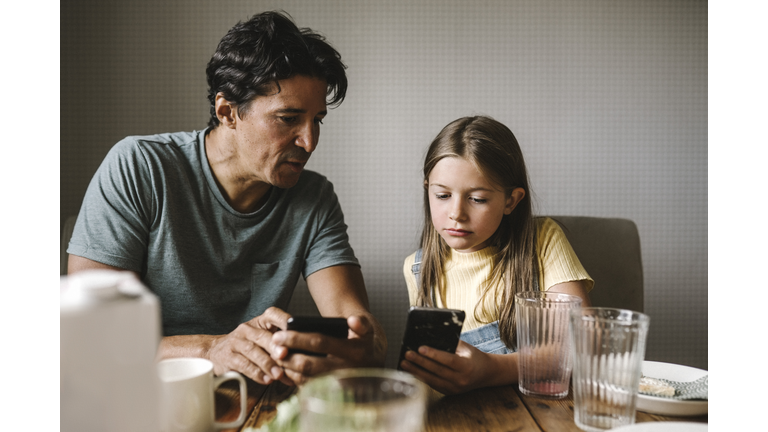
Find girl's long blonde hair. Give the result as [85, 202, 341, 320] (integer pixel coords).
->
[417, 116, 538, 349]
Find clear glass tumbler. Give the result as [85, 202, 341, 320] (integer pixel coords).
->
[515, 291, 583, 398]
[298, 368, 428, 432]
[569, 308, 650, 431]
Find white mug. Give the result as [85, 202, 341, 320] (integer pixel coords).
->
[157, 358, 247, 432]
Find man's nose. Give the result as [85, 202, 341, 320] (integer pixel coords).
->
[295, 122, 318, 153]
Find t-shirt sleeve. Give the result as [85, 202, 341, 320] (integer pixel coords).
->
[537, 217, 594, 292]
[66, 139, 154, 272]
[301, 180, 360, 277]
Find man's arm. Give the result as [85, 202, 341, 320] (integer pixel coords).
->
[270, 264, 388, 384]
[308, 264, 387, 365]
[68, 254, 138, 276]
[159, 307, 295, 386]
[163, 265, 389, 387]
[68, 254, 295, 386]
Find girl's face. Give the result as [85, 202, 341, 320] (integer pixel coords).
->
[428, 157, 523, 253]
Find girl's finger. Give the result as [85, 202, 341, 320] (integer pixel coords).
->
[417, 345, 463, 369]
[404, 349, 457, 378]
[399, 359, 455, 394]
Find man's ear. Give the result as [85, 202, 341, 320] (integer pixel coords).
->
[215, 93, 237, 128]
[504, 187, 526, 215]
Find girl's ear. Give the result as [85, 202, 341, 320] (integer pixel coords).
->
[504, 188, 526, 215]
[215, 93, 237, 129]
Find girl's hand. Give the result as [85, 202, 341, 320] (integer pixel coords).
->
[399, 340, 503, 394]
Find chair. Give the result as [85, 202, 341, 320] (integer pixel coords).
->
[548, 216, 644, 312]
[61, 215, 78, 275]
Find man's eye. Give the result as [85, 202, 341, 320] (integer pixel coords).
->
[279, 116, 298, 124]
[314, 118, 324, 125]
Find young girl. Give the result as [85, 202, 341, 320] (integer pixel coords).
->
[400, 116, 593, 395]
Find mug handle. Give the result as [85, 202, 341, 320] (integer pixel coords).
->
[212, 371, 248, 430]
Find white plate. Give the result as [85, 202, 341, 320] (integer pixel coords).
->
[609, 421, 708, 431]
[636, 361, 708, 417]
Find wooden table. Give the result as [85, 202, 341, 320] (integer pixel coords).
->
[215, 376, 707, 431]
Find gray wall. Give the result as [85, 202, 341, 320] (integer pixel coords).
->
[61, 0, 707, 370]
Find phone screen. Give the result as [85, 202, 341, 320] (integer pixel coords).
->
[397, 307, 465, 368]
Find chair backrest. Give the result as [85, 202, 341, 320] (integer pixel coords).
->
[61, 215, 78, 275]
[548, 216, 644, 312]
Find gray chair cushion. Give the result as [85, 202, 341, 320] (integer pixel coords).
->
[548, 216, 644, 313]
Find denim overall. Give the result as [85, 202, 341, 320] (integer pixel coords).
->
[411, 249, 538, 355]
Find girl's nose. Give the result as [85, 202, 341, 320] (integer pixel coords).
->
[449, 201, 466, 221]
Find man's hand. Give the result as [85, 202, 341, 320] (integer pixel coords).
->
[269, 314, 383, 385]
[204, 307, 298, 385]
[159, 264, 389, 387]
[264, 264, 387, 385]
[159, 307, 298, 386]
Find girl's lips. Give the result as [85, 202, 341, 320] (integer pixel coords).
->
[445, 228, 471, 237]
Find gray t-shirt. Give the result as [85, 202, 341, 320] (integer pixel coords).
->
[68, 129, 360, 336]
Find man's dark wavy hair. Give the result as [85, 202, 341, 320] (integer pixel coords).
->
[206, 11, 348, 128]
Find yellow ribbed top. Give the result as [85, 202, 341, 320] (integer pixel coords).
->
[402, 217, 594, 332]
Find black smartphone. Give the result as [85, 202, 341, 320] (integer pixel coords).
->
[397, 306, 465, 369]
[286, 316, 349, 356]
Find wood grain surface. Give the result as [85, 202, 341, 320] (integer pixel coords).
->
[215, 376, 707, 431]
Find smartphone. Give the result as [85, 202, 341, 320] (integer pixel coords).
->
[286, 316, 349, 356]
[397, 306, 466, 369]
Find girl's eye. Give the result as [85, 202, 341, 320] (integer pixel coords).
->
[470, 197, 487, 204]
[435, 193, 450, 200]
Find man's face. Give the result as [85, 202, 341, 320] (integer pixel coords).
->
[232, 75, 328, 189]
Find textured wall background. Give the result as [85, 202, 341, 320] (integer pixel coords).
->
[61, 0, 707, 370]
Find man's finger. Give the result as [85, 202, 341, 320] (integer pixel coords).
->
[282, 367, 310, 386]
[272, 330, 361, 360]
[253, 307, 292, 331]
[240, 340, 285, 381]
[346, 315, 372, 338]
[225, 352, 273, 384]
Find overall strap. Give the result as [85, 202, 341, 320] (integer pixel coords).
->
[411, 248, 422, 283]
[410, 249, 437, 306]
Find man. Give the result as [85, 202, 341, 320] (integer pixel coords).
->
[67, 11, 386, 386]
